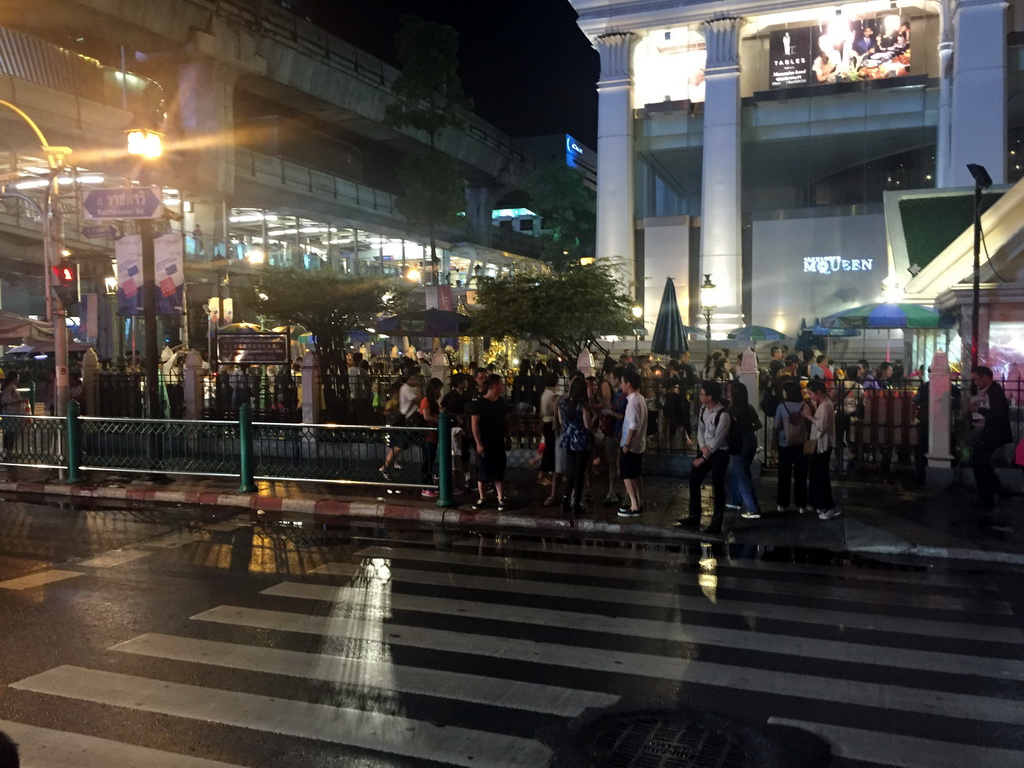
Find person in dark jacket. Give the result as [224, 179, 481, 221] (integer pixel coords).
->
[969, 365, 1013, 510]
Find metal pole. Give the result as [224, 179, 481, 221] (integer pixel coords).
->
[436, 410, 455, 507]
[65, 399, 82, 484]
[44, 177, 70, 417]
[238, 402, 256, 492]
[970, 183, 982, 371]
[141, 219, 161, 418]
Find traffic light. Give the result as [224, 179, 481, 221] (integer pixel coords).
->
[52, 261, 79, 308]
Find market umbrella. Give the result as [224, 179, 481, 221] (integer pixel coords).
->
[820, 302, 954, 329]
[683, 325, 707, 338]
[377, 308, 474, 337]
[794, 318, 812, 353]
[727, 325, 786, 342]
[650, 277, 687, 355]
[216, 322, 263, 333]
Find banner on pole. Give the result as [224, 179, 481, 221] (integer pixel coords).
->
[115, 232, 184, 315]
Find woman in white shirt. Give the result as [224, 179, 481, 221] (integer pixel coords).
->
[802, 380, 840, 520]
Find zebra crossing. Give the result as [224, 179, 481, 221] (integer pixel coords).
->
[4, 534, 1023, 767]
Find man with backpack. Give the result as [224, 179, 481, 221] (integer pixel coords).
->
[676, 380, 731, 534]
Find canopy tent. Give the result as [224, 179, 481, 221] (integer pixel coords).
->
[377, 308, 474, 337]
[0, 309, 55, 345]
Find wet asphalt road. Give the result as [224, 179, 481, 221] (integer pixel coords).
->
[1, 496, 1023, 768]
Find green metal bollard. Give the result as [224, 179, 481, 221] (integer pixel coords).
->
[436, 410, 456, 507]
[66, 399, 83, 485]
[237, 403, 257, 493]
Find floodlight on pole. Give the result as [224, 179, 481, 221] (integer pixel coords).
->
[966, 163, 991, 371]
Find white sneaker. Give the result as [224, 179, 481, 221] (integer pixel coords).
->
[740, 510, 761, 519]
[725, 503, 742, 510]
[797, 507, 809, 515]
[818, 508, 842, 520]
[776, 505, 790, 514]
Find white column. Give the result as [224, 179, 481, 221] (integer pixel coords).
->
[301, 353, 320, 424]
[700, 17, 744, 330]
[926, 350, 955, 487]
[183, 349, 204, 420]
[935, 38, 954, 187]
[594, 32, 639, 292]
[949, 0, 1008, 187]
[82, 348, 99, 416]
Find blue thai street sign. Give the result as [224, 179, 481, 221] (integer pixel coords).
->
[81, 225, 119, 239]
[81, 187, 163, 220]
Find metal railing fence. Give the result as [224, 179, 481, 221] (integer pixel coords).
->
[79, 417, 241, 477]
[1, 406, 445, 494]
[0, 414, 65, 468]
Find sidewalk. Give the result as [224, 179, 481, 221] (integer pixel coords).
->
[0, 463, 1021, 565]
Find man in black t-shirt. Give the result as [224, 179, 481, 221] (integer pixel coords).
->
[469, 374, 511, 511]
[441, 373, 472, 488]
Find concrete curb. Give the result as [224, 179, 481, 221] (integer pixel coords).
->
[2, 479, 1022, 566]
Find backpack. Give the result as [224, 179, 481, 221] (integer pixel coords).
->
[779, 402, 806, 447]
[727, 408, 747, 454]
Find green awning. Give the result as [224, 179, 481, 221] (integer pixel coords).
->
[899, 192, 1003, 271]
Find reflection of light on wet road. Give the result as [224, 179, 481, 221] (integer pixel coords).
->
[698, 544, 717, 603]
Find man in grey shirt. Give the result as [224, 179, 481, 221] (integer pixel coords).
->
[677, 379, 732, 534]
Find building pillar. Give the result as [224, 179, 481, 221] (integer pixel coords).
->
[926, 350, 955, 487]
[82, 348, 99, 416]
[935, 40, 955, 187]
[594, 32, 639, 292]
[301, 353, 320, 424]
[949, 0, 1008, 187]
[465, 184, 504, 248]
[700, 17, 744, 331]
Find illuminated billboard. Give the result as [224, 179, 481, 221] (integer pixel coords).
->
[770, 14, 911, 89]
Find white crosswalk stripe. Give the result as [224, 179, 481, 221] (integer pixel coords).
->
[4, 535, 1023, 768]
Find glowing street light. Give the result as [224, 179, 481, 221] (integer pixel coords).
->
[126, 128, 164, 160]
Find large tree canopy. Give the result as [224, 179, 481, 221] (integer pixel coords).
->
[526, 161, 596, 271]
[383, 16, 472, 283]
[249, 270, 405, 419]
[471, 263, 635, 361]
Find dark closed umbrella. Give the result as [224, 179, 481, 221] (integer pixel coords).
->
[650, 277, 688, 355]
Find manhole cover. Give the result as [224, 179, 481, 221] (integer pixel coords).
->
[580, 711, 749, 768]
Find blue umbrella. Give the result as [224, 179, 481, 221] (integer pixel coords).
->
[727, 325, 786, 342]
[650, 277, 688, 355]
[683, 325, 707, 338]
[821, 302, 953, 329]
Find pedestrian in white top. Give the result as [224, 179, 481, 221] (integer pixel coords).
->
[803, 380, 840, 519]
[617, 370, 648, 518]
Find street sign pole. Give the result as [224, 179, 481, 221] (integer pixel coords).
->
[140, 219, 161, 419]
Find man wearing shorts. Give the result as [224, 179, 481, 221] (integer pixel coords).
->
[470, 374, 511, 511]
[617, 370, 648, 518]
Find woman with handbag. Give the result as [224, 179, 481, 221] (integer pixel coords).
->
[803, 380, 840, 519]
[773, 380, 809, 513]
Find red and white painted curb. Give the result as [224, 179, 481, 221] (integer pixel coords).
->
[0, 480, 688, 540]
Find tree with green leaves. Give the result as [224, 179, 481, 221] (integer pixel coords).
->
[249, 270, 405, 420]
[470, 262, 635, 361]
[384, 16, 472, 284]
[526, 160, 596, 272]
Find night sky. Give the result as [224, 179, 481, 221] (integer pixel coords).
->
[306, 0, 600, 148]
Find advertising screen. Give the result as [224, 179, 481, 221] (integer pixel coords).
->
[770, 14, 911, 89]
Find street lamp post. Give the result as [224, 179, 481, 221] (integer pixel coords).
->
[126, 128, 164, 418]
[966, 163, 992, 371]
[700, 273, 716, 355]
[0, 99, 73, 415]
[631, 304, 643, 356]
